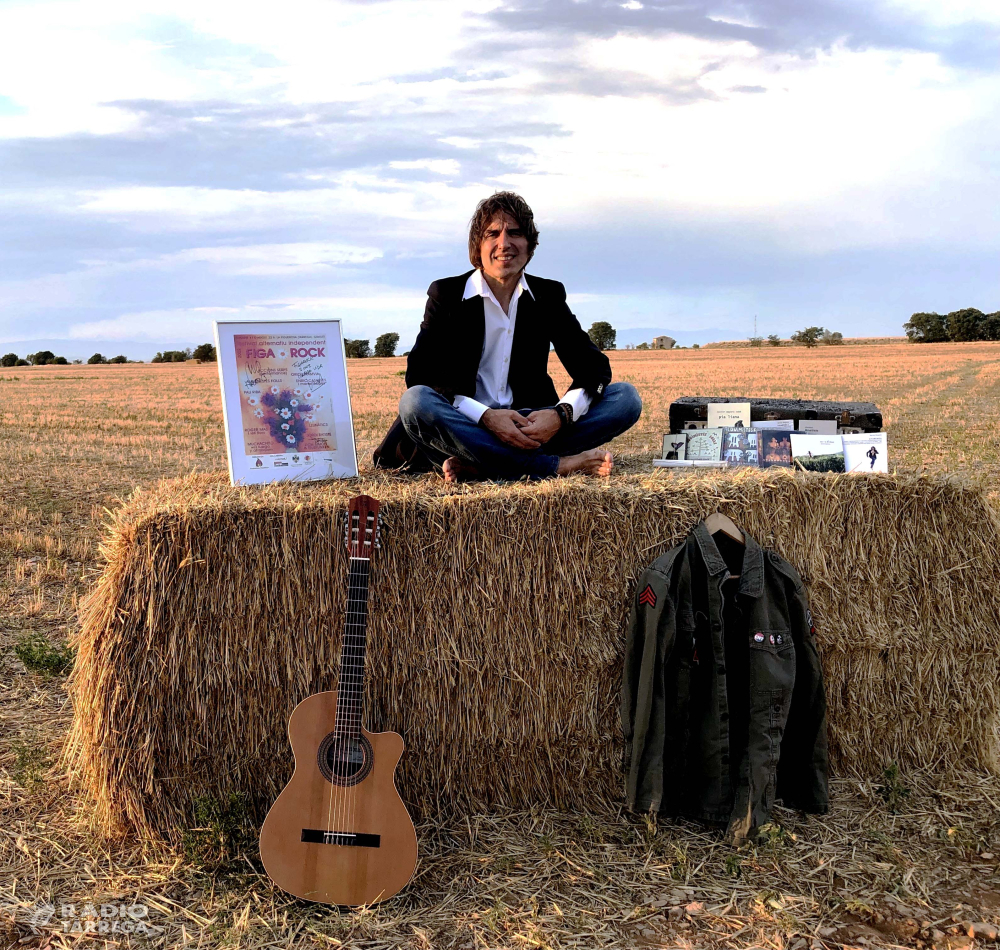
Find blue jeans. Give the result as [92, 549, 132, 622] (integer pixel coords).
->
[398, 382, 642, 479]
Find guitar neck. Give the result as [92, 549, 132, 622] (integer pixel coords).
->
[335, 555, 370, 737]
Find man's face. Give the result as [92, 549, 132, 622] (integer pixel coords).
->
[479, 213, 529, 282]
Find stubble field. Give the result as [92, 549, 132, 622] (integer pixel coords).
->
[2, 342, 1000, 949]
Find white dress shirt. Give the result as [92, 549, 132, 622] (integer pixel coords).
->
[453, 269, 593, 425]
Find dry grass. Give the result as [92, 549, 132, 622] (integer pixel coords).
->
[3, 345, 1000, 948]
[3, 771, 1000, 949]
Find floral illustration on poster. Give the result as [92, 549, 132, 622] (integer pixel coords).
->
[234, 333, 338, 458]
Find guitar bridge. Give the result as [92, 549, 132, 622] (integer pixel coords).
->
[301, 829, 381, 848]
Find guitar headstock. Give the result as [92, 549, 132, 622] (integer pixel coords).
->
[344, 494, 380, 558]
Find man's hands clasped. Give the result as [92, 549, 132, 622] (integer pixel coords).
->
[519, 408, 563, 444]
[481, 407, 562, 449]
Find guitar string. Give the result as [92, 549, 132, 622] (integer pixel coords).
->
[326, 512, 352, 839]
[329, 513, 359, 839]
[339, 549, 366, 839]
[341, 555, 360, 840]
[348, 556, 375, 844]
[346, 521, 373, 842]
[328, 514, 373, 842]
[341, 536, 370, 841]
[342, 557, 362, 839]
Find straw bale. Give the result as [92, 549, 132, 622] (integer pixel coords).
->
[66, 469, 1000, 839]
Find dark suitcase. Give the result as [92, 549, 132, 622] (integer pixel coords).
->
[669, 397, 882, 433]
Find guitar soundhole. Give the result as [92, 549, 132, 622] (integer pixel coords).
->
[317, 733, 373, 786]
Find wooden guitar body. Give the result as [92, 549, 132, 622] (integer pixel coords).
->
[259, 690, 417, 905]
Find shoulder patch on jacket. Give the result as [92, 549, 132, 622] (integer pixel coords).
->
[638, 584, 657, 607]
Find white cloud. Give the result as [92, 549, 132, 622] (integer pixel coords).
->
[253, 294, 427, 312]
[389, 159, 462, 176]
[65, 292, 429, 345]
[67, 307, 241, 341]
[75, 242, 383, 275]
[163, 242, 382, 274]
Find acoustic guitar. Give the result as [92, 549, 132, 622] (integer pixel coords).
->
[259, 494, 417, 905]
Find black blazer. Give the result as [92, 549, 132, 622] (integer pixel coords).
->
[405, 270, 612, 408]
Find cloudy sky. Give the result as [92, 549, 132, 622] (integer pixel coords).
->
[1, 0, 998, 359]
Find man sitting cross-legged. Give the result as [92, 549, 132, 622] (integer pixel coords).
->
[381, 191, 641, 482]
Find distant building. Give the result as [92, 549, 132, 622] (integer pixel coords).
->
[652, 335, 675, 350]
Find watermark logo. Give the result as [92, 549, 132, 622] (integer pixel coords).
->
[57, 903, 157, 936]
[27, 903, 55, 926]
[3, 900, 160, 937]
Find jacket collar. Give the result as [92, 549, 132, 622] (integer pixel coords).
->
[692, 521, 765, 598]
[463, 269, 535, 307]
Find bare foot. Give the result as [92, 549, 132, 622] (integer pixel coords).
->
[556, 449, 613, 477]
[442, 456, 481, 483]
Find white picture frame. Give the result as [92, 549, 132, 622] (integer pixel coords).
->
[214, 319, 358, 485]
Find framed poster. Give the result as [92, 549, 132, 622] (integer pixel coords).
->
[214, 319, 358, 485]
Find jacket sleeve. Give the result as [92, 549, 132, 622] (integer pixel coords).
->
[621, 566, 673, 813]
[547, 282, 613, 400]
[405, 281, 454, 398]
[776, 570, 830, 813]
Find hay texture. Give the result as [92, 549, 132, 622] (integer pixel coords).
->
[68, 470, 1000, 839]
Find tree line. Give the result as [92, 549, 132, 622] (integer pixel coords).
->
[151, 344, 216, 362]
[590, 322, 846, 351]
[2, 350, 74, 366]
[903, 308, 1000, 343]
[344, 333, 400, 359]
[10, 309, 996, 369]
[755, 327, 843, 348]
[0, 344, 218, 366]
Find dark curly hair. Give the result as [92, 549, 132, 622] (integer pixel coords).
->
[468, 191, 539, 269]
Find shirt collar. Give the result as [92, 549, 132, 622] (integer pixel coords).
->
[692, 521, 765, 598]
[463, 269, 534, 305]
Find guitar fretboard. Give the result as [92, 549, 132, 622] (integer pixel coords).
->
[334, 556, 369, 738]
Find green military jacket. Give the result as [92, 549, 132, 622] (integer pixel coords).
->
[621, 522, 829, 839]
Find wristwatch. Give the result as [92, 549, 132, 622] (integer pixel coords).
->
[554, 402, 574, 426]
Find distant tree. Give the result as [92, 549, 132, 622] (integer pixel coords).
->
[72, 359, 82, 364]
[192, 343, 216, 361]
[791, 326, 825, 348]
[1, 353, 17, 367]
[109, 354, 128, 364]
[903, 312, 948, 343]
[87, 353, 106, 364]
[984, 312, 1000, 341]
[28, 350, 56, 365]
[588, 321, 616, 350]
[691, 343, 700, 349]
[51, 356, 69, 364]
[374, 332, 400, 358]
[748, 336, 763, 348]
[635, 341, 650, 350]
[152, 349, 192, 363]
[947, 308, 987, 342]
[821, 330, 844, 345]
[766, 334, 782, 347]
[402, 350, 411, 357]
[15, 359, 29, 366]
[344, 339, 371, 358]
